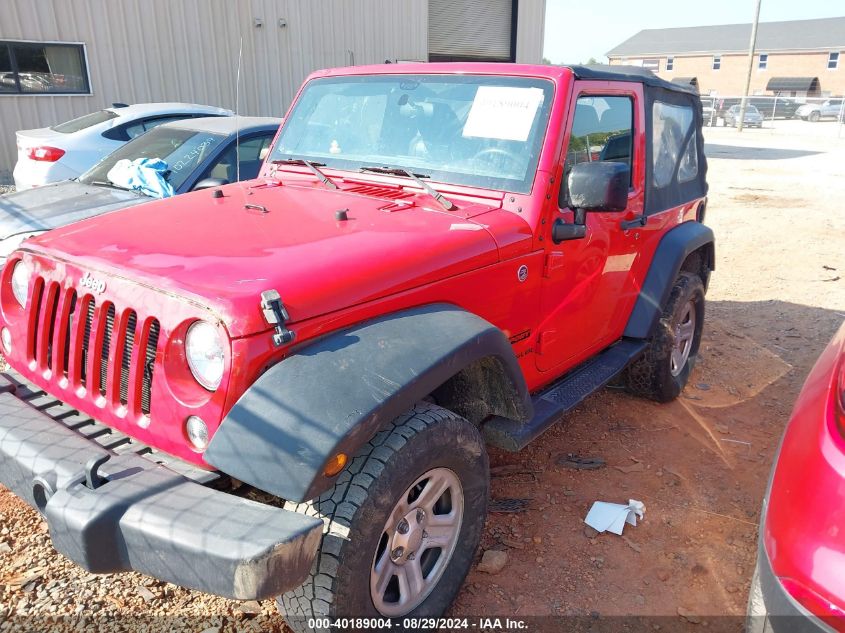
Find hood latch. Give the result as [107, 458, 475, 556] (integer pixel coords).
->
[260, 289, 295, 346]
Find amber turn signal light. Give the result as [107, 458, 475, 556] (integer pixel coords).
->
[323, 453, 348, 477]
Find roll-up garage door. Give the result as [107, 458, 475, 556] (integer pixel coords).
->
[429, 0, 514, 62]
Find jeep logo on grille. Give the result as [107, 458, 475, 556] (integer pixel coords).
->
[80, 272, 106, 294]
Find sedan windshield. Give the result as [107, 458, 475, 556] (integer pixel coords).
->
[80, 126, 225, 192]
[269, 74, 555, 194]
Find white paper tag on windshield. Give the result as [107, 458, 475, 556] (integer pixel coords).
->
[462, 86, 544, 142]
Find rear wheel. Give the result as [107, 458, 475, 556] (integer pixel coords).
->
[623, 272, 705, 402]
[809, 111, 820, 122]
[278, 403, 489, 632]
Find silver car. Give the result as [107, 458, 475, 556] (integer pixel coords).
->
[796, 98, 844, 122]
[724, 104, 763, 128]
[0, 116, 280, 262]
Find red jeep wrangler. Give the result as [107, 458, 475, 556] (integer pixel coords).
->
[0, 63, 712, 629]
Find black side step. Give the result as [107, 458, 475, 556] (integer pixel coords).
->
[483, 338, 647, 452]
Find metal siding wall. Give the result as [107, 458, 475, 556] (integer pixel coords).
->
[0, 0, 428, 182]
[515, 0, 546, 64]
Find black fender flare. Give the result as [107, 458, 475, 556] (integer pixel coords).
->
[624, 221, 715, 339]
[205, 303, 532, 502]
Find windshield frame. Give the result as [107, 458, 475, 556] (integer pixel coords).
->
[270, 73, 556, 195]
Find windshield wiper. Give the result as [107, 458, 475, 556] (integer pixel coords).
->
[359, 166, 456, 211]
[271, 158, 338, 190]
[88, 180, 150, 196]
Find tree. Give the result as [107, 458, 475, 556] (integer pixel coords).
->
[541, 57, 553, 65]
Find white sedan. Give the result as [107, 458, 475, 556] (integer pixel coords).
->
[13, 102, 233, 190]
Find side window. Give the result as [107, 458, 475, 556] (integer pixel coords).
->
[201, 134, 275, 183]
[123, 115, 190, 140]
[652, 101, 698, 187]
[102, 115, 194, 142]
[563, 95, 633, 187]
[234, 134, 275, 179]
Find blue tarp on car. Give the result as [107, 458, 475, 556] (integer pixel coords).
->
[106, 157, 174, 198]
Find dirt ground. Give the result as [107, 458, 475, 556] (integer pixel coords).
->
[1, 121, 845, 631]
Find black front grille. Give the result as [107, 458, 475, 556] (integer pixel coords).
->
[141, 320, 160, 416]
[119, 311, 137, 406]
[98, 305, 115, 396]
[81, 299, 95, 386]
[29, 278, 161, 417]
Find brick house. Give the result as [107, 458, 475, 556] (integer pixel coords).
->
[606, 17, 845, 97]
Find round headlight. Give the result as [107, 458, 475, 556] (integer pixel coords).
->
[185, 320, 225, 391]
[10, 261, 31, 308]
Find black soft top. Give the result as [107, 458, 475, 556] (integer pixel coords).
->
[565, 64, 707, 213]
[567, 64, 700, 97]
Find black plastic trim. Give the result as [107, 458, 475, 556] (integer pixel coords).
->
[206, 303, 532, 502]
[484, 338, 646, 451]
[623, 221, 715, 339]
[0, 389, 322, 600]
[568, 64, 699, 96]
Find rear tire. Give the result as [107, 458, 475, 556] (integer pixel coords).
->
[623, 272, 705, 402]
[809, 111, 820, 122]
[277, 403, 489, 632]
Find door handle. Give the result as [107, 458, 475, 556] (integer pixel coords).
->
[620, 215, 647, 230]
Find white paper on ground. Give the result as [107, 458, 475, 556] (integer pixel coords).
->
[584, 499, 646, 535]
[462, 86, 544, 142]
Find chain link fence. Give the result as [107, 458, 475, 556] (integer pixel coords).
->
[700, 95, 845, 138]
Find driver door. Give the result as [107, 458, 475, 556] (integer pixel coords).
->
[535, 84, 645, 374]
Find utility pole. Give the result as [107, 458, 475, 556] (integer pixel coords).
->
[737, 0, 763, 132]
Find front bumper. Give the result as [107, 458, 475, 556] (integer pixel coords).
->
[0, 374, 323, 600]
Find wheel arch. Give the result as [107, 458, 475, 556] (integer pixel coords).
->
[205, 303, 532, 503]
[624, 220, 714, 340]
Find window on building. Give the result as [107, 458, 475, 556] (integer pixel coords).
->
[713, 55, 721, 71]
[642, 58, 660, 71]
[759, 54, 768, 70]
[0, 41, 90, 94]
[666, 57, 674, 71]
[829, 52, 840, 70]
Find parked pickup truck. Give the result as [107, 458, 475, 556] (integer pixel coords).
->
[0, 63, 712, 630]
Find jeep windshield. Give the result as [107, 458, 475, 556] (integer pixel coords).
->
[270, 74, 554, 194]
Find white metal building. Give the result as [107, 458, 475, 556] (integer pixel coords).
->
[0, 0, 546, 182]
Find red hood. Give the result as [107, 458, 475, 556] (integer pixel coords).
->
[25, 179, 521, 337]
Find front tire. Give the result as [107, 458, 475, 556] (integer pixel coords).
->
[809, 111, 820, 122]
[278, 403, 489, 632]
[623, 272, 705, 402]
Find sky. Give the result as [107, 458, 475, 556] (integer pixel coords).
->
[542, 0, 845, 64]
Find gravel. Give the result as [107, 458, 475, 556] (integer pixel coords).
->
[0, 487, 286, 632]
[0, 185, 15, 195]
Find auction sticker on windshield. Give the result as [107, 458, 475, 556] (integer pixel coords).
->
[462, 86, 545, 142]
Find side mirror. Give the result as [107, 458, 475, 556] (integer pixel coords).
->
[192, 177, 229, 191]
[566, 161, 630, 212]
